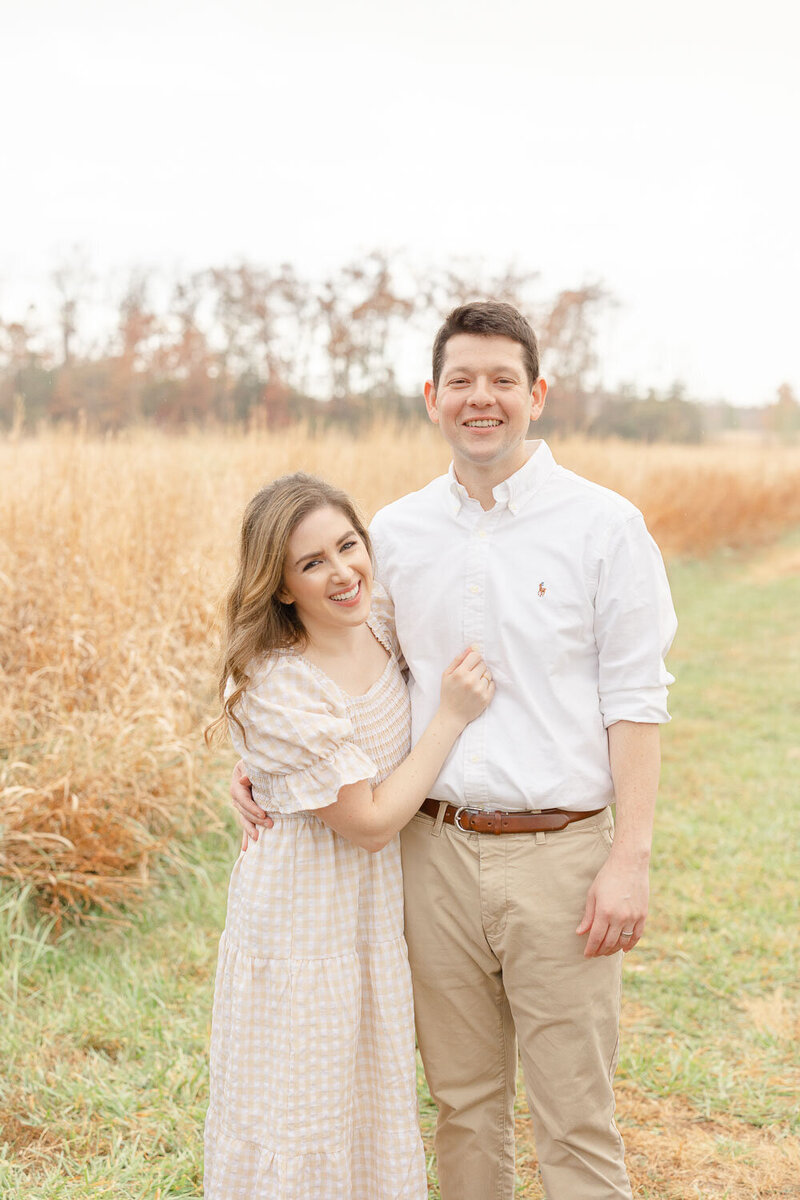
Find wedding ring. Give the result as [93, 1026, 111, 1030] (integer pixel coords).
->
[621, 930, 634, 937]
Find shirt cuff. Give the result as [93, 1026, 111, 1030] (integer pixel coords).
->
[600, 686, 673, 728]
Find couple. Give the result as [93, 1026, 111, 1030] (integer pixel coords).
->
[205, 301, 677, 1200]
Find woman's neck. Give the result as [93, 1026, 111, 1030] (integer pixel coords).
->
[299, 620, 371, 663]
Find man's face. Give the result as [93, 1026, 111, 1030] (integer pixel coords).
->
[424, 334, 547, 479]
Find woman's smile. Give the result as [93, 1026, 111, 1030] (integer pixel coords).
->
[329, 580, 362, 605]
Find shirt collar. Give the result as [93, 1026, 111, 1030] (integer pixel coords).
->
[446, 440, 557, 516]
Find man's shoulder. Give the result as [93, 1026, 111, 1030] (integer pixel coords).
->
[370, 474, 449, 532]
[549, 461, 643, 526]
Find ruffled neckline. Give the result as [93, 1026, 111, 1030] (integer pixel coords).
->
[289, 616, 397, 705]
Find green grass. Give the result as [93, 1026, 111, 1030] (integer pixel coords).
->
[2, 543, 799, 1196]
[0, 837, 231, 1198]
[621, 544, 800, 1129]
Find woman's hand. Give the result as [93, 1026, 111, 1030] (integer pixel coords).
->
[439, 647, 495, 730]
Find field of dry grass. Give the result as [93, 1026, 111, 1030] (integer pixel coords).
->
[2, 425, 800, 914]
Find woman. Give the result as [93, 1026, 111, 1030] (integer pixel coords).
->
[204, 472, 494, 1199]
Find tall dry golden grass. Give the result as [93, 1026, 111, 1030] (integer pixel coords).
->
[2, 425, 800, 915]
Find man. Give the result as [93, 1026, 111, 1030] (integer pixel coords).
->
[233, 301, 676, 1199]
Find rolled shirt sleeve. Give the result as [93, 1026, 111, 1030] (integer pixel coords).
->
[595, 513, 677, 727]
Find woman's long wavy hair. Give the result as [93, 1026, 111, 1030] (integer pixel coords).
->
[205, 472, 372, 746]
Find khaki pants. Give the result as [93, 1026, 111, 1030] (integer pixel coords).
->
[400, 806, 632, 1200]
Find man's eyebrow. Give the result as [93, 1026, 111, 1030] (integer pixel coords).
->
[294, 529, 358, 566]
[444, 364, 522, 377]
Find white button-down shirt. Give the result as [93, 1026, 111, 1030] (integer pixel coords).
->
[369, 441, 677, 812]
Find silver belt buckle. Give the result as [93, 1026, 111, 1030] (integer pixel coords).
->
[453, 806, 471, 832]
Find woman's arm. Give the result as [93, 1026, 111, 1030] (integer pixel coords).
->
[317, 647, 492, 851]
[229, 648, 493, 851]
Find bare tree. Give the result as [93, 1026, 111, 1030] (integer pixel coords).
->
[419, 260, 540, 325]
[540, 285, 609, 430]
[150, 274, 219, 423]
[51, 246, 92, 367]
[276, 262, 317, 398]
[207, 264, 283, 381]
[110, 271, 160, 423]
[317, 253, 415, 414]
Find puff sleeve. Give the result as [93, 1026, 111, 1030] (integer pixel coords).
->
[226, 654, 379, 814]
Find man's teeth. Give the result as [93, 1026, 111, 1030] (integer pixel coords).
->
[331, 582, 360, 602]
[465, 419, 502, 427]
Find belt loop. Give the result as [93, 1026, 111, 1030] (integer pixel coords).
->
[432, 801, 448, 838]
[535, 830, 546, 846]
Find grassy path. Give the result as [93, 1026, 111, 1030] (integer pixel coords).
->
[2, 545, 799, 1198]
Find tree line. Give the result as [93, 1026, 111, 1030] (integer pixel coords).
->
[1, 251, 797, 440]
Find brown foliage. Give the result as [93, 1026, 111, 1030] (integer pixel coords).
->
[556, 436, 800, 556]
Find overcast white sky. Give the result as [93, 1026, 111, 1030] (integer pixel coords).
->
[2, 0, 798, 404]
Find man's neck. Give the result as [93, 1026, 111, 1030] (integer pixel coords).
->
[453, 442, 540, 511]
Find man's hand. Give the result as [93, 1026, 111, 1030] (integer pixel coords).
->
[577, 720, 659, 957]
[576, 852, 649, 956]
[231, 760, 274, 851]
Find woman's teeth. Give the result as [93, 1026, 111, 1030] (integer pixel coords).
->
[331, 582, 360, 602]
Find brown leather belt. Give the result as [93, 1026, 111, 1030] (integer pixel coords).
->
[418, 798, 606, 835]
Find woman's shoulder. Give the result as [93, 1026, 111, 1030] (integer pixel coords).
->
[229, 648, 345, 714]
[225, 648, 354, 772]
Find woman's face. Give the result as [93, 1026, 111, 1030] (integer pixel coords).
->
[279, 504, 372, 640]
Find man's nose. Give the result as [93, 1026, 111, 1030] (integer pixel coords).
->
[467, 378, 494, 405]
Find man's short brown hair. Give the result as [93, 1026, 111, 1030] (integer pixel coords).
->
[431, 301, 540, 390]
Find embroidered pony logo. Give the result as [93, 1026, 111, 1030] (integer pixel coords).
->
[538, 582, 546, 597]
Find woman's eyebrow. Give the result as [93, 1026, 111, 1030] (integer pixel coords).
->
[295, 530, 357, 566]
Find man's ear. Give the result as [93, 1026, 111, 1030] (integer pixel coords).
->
[530, 377, 548, 422]
[423, 380, 440, 425]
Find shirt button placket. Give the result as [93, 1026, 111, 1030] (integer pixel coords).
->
[463, 516, 489, 806]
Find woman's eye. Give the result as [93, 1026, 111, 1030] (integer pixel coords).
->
[341, 540, 357, 551]
[302, 559, 321, 572]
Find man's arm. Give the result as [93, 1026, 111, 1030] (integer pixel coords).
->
[576, 720, 660, 957]
[231, 761, 273, 851]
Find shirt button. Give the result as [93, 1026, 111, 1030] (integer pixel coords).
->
[509, 502, 518, 514]
[470, 754, 480, 763]
[477, 529, 487, 539]
[469, 584, 480, 593]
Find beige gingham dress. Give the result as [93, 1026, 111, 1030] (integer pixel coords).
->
[204, 617, 427, 1199]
